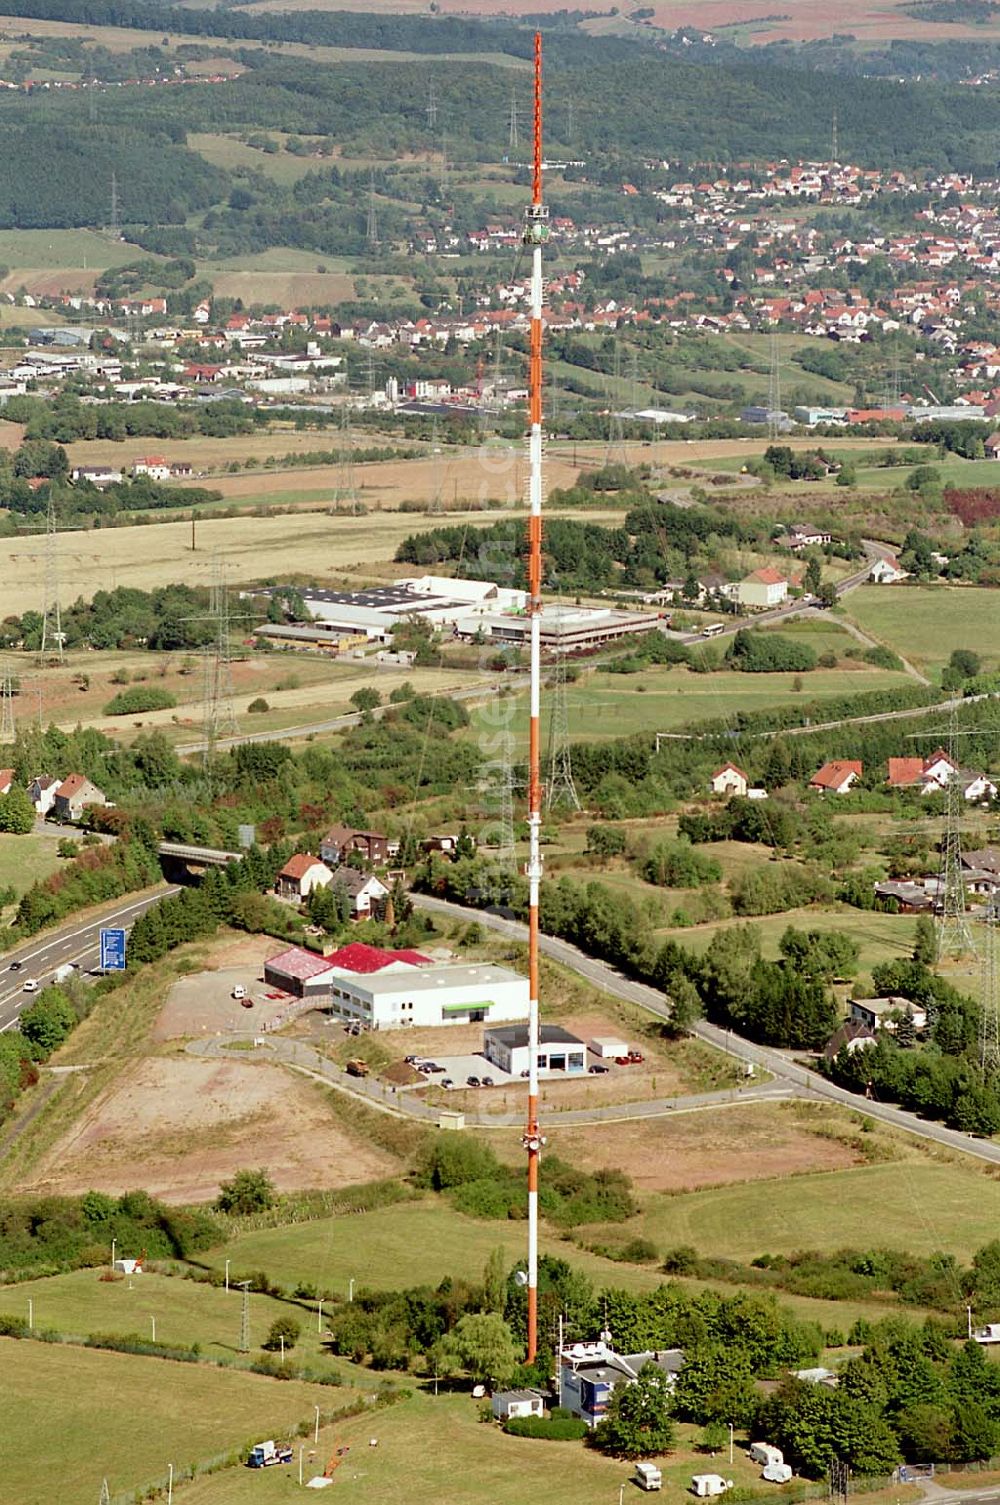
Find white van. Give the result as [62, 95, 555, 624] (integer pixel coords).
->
[231, 985, 247, 1001]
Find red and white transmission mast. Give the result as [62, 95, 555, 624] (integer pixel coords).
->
[523, 29, 548, 1368]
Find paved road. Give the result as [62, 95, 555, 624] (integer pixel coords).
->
[186, 1031, 794, 1127]
[412, 895, 1000, 1166]
[0, 886, 179, 1034]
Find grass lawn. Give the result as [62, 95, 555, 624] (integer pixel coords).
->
[0, 831, 63, 904]
[657, 905, 918, 970]
[473, 664, 915, 741]
[842, 585, 1000, 680]
[0, 1269, 345, 1370]
[611, 1162, 1000, 1264]
[3, 1336, 342, 1505]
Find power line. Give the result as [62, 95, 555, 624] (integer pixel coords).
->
[40, 491, 65, 664]
[426, 78, 438, 130]
[508, 85, 519, 151]
[108, 170, 121, 240]
[366, 170, 379, 249]
[767, 330, 782, 441]
[937, 714, 975, 959]
[0, 661, 15, 744]
[544, 626, 581, 813]
[980, 897, 1000, 1075]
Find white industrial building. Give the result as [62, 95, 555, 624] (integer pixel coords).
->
[323, 943, 528, 1030]
[484, 1023, 587, 1077]
[247, 577, 658, 654]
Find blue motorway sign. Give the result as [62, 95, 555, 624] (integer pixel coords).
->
[99, 927, 126, 971]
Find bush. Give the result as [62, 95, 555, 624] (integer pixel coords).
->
[504, 1416, 588, 1441]
[215, 1168, 276, 1215]
[263, 1316, 301, 1352]
[727, 629, 817, 674]
[643, 840, 721, 888]
[103, 686, 177, 716]
[247, 697, 270, 713]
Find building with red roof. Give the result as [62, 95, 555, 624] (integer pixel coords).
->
[809, 760, 863, 795]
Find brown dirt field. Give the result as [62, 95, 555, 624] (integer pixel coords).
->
[1, 268, 99, 297]
[210, 271, 357, 305]
[24, 1056, 397, 1203]
[537, 1103, 862, 1194]
[632, 0, 1000, 42]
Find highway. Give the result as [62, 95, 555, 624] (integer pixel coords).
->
[0, 886, 179, 1034]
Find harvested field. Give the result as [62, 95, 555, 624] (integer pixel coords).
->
[23, 1055, 397, 1203]
[539, 1101, 863, 1194]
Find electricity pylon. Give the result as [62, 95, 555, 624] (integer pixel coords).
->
[0, 662, 15, 743]
[41, 491, 65, 663]
[938, 740, 975, 959]
[545, 629, 580, 812]
[981, 895, 1000, 1074]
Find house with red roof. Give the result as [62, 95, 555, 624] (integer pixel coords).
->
[736, 567, 789, 610]
[709, 763, 748, 798]
[53, 773, 106, 821]
[275, 853, 333, 901]
[0, 768, 14, 796]
[809, 760, 863, 795]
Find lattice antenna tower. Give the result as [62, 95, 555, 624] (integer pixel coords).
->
[366, 170, 380, 249]
[366, 345, 377, 401]
[508, 85, 519, 151]
[235, 1280, 251, 1353]
[604, 341, 627, 467]
[767, 330, 782, 440]
[544, 621, 581, 813]
[937, 712, 975, 958]
[109, 170, 121, 240]
[98, 1480, 111, 1505]
[40, 491, 65, 663]
[426, 78, 438, 130]
[202, 555, 239, 762]
[980, 894, 1000, 1075]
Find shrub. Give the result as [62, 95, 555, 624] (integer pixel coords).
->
[247, 697, 270, 713]
[263, 1316, 301, 1352]
[103, 686, 177, 716]
[504, 1416, 588, 1440]
[215, 1168, 276, 1215]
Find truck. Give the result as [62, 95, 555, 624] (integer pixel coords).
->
[345, 1059, 369, 1078]
[53, 962, 76, 985]
[247, 1441, 293, 1469]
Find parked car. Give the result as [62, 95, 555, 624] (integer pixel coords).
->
[589, 1064, 609, 1075]
[628, 1051, 645, 1064]
[481, 1075, 494, 1087]
[22, 979, 37, 992]
[231, 985, 247, 1001]
[467, 1075, 480, 1088]
[441, 1078, 454, 1089]
[404, 1055, 418, 1065]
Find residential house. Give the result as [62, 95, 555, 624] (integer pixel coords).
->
[0, 768, 13, 796]
[709, 763, 749, 798]
[560, 1341, 685, 1429]
[886, 756, 925, 789]
[736, 567, 789, 610]
[921, 747, 960, 790]
[320, 824, 395, 867]
[985, 432, 1000, 459]
[780, 523, 833, 551]
[869, 555, 908, 584]
[71, 464, 123, 488]
[491, 1392, 543, 1422]
[53, 773, 106, 821]
[809, 760, 863, 795]
[963, 848, 1000, 880]
[850, 997, 927, 1033]
[132, 456, 172, 482]
[275, 853, 334, 901]
[959, 773, 998, 803]
[28, 775, 59, 815]
[874, 879, 936, 913]
[823, 1020, 877, 1060]
[330, 866, 390, 920]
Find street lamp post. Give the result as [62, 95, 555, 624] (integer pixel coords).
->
[111, 1238, 116, 1274]
[314, 1405, 320, 1445]
[167, 1464, 173, 1505]
[27, 1298, 32, 1330]
[151, 1315, 156, 1343]
[225, 1259, 230, 1292]
[299, 1446, 304, 1487]
[348, 1277, 355, 1303]
[730, 1422, 734, 1465]
[317, 1297, 324, 1333]
[968, 1305, 973, 1339]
